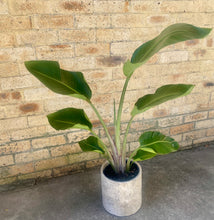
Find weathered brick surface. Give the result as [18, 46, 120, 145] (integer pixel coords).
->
[0, 155, 14, 167]
[32, 135, 66, 149]
[0, 0, 214, 186]
[0, 141, 31, 155]
[15, 149, 50, 163]
[35, 156, 68, 171]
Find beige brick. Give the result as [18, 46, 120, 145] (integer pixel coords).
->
[160, 1, 194, 13]
[92, 79, 124, 94]
[158, 116, 183, 128]
[195, 119, 214, 129]
[32, 135, 66, 149]
[129, 141, 139, 152]
[196, 103, 214, 112]
[23, 87, 55, 101]
[75, 43, 110, 57]
[27, 115, 48, 127]
[183, 130, 206, 142]
[0, 75, 40, 90]
[0, 47, 35, 63]
[59, 29, 95, 43]
[16, 30, 58, 47]
[76, 14, 111, 28]
[8, 0, 54, 15]
[175, 13, 214, 26]
[59, 56, 96, 70]
[86, 158, 105, 169]
[193, 0, 214, 12]
[53, 163, 85, 177]
[170, 134, 183, 143]
[91, 93, 112, 106]
[96, 56, 125, 68]
[129, 27, 159, 41]
[0, 177, 17, 186]
[159, 51, 188, 63]
[43, 97, 81, 112]
[94, 1, 127, 13]
[111, 41, 141, 55]
[199, 60, 214, 72]
[0, 155, 14, 167]
[51, 144, 81, 157]
[67, 131, 90, 143]
[33, 14, 74, 29]
[0, 63, 19, 77]
[96, 28, 131, 42]
[56, 0, 93, 14]
[0, 131, 10, 144]
[36, 45, 74, 60]
[130, 1, 161, 13]
[18, 170, 52, 180]
[0, 141, 31, 155]
[0, 107, 5, 119]
[206, 128, 214, 137]
[0, 163, 34, 178]
[15, 149, 50, 163]
[0, 117, 27, 131]
[3, 102, 42, 118]
[68, 152, 99, 164]
[184, 112, 208, 123]
[208, 111, 214, 118]
[0, 33, 16, 48]
[149, 15, 170, 25]
[189, 49, 214, 61]
[84, 69, 112, 82]
[170, 123, 194, 135]
[112, 14, 146, 28]
[10, 126, 48, 141]
[193, 136, 214, 145]
[35, 156, 68, 171]
[0, 16, 31, 32]
[152, 108, 169, 118]
[0, 0, 8, 14]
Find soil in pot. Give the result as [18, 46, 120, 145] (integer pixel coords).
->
[103, 163, 139, 182]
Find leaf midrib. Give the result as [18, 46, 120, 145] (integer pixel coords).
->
[32, 68, 86, 98]
[140, 140, 177, 148]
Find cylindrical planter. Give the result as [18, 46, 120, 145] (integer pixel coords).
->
[101, 161, 142, 217]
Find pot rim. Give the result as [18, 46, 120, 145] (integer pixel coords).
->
[101, 160, 142, 183]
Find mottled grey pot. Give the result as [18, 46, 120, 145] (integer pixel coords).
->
[101, 161, 142, 217]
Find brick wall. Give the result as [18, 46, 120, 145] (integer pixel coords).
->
[0, 0, 213, 186]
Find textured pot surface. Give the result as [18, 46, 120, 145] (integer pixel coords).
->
[101, 161, 142, 217]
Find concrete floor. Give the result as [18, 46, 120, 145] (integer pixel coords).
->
[0, 145, 213, 220]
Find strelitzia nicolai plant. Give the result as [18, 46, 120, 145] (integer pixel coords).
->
[25, 23, 211, 174]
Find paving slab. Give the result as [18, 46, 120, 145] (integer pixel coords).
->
[0, 146, 214, 220]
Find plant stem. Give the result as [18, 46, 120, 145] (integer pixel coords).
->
[121, 115, 134, 169]
[88, 101, 118, 164]
[90, 130, 115, 169]
[126, 149, 138, 171]
[115, 76, 131, 154]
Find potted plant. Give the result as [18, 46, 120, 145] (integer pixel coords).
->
[25, 23, 211, 217]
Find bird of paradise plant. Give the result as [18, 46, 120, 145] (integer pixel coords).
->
[25, 23, 211, 174]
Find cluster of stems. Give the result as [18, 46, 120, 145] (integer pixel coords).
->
[88, 76, 133, 174]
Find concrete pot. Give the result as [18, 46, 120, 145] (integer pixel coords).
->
[101, 161, 142, 217]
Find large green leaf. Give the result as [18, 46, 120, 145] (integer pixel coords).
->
[139, 131, 179, 154]
[131, 84, 194, 116]
[25, 60, 92, 101]
[79, 136, 105, 154]
[47, 108, 92, 131]
[132, 147, 157, 161]
[124, 23, 212, 77]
